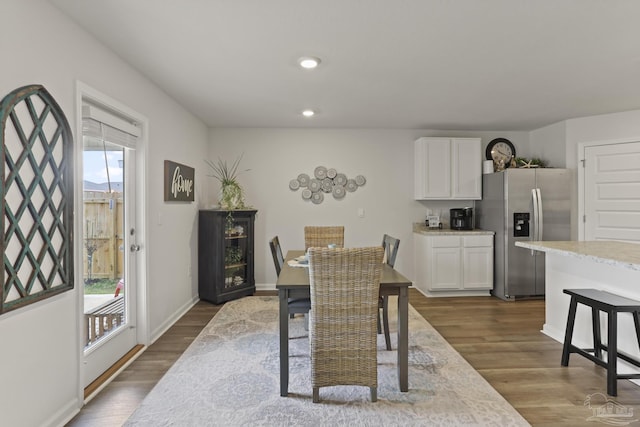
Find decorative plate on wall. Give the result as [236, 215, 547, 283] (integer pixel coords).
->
[334, 173, 347, 186]
[308, 178, 321, 192]
[321, 178, 333, 193]
[297, 173, 310, 187]
[314, 166, 327, 180]
[290, 166, 366, 204]
[311, 191, 324, 204]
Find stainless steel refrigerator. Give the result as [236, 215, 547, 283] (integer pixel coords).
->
[475, 169, 571, 300]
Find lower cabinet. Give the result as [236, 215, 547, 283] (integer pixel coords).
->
[414, 233, 493, 295]
[198, 209, 257, 304]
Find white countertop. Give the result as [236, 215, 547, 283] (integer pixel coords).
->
[413, 223, 494, 236]
[515, 240, 640, 272]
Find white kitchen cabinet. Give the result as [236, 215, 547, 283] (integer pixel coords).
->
[414, 232, 493, 296]
[462, 236, 494, 289]
[414, 137, 481, 200]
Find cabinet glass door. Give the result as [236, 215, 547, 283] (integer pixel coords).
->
[223, 216, 250, 289]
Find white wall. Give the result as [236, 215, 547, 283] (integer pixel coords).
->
[0, 1, 208, 426]
[528, 109, 640, 240]
[566, 109, 640, 165]
[528, 121, 567, 168]
[208, 128, 529, 288]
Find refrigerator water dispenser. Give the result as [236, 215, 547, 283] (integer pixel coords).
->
[514, 212, 530, 237]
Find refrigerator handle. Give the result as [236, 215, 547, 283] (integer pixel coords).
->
[536, 188, 544, 241]
[530, 189, 539, 256]
[531, 188, 539, 240]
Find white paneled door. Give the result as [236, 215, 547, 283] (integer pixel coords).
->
[584, 141, 640, 242]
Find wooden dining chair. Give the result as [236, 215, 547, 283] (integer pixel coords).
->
[308, 246, 384, 403]
[304, 226, 344, 250]
[269, 236, 311, 320]
[379, 234, 400, 351]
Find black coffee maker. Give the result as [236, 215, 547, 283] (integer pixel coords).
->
[450, 207, 473, 230]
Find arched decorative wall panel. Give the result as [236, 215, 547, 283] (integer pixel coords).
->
[0, 85, 74, 314]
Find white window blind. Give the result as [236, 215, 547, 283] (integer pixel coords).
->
[82, 104, 140, 149]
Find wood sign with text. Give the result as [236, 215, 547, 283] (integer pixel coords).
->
[164, 160, 195, 202]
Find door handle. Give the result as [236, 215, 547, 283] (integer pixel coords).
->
[130, 244, 141, 252]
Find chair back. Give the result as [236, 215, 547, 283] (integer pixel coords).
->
[308, 246, 383, 398]
[381, 234, 400, 267]
[269, 236, 284, 276]
[304, 226, 344, 250]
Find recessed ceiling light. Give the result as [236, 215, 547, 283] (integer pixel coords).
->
[298, 56, 321, 69]
[302, 109, 315, 117]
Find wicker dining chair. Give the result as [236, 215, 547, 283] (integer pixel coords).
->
[269, 236, 311, 320]
[308, 246, 384, 403]
[304, 226, 344, 250]
[378, 234, 400, 351]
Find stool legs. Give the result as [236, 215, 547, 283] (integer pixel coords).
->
[592, 307, 602, 359]
[561, 296, 578, 366]
[607, 311, 618, 396]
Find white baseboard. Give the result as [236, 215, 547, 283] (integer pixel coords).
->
[149, 295, 200, 344]
[416, 287, 491, 298]
[51, 396, 83, 427]
[255, 282, 276, 291]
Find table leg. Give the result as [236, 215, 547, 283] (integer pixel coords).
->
[279, 290, 289, 397]
[397, 286, 408, 392]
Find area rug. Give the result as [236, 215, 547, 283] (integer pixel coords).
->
[125, 296, 529, 426]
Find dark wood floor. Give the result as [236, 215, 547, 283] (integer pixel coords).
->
[68, 289, 640, 426]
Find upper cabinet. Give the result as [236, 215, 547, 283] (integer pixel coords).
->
[414, 137, 482, 200]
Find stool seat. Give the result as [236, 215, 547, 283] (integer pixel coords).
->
[561, 288, 640, 396]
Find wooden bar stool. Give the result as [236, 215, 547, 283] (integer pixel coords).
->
[561, 289, 640, 396]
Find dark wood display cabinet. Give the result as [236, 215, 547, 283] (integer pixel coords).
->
[198, 209, 257, 304]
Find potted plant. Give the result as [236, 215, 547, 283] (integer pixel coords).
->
[205, 153, 250, 210]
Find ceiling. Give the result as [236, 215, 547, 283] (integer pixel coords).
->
[51, 0, 640, 131]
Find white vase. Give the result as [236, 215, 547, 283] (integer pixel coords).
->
[220, 182, 244, 210]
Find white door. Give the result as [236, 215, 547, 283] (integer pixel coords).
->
[584, 141, 640, 242]
[81, 101, 141, 388]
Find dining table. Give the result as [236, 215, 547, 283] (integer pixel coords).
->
[276, 249, 412, 397]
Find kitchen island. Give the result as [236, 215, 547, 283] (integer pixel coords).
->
[515, 240, 640, 372]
